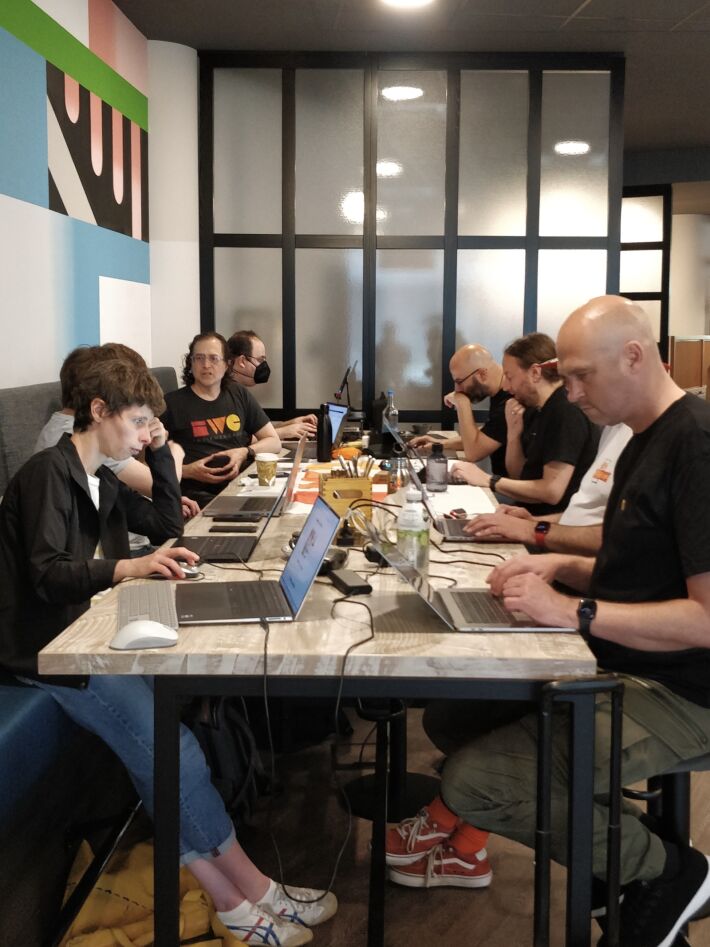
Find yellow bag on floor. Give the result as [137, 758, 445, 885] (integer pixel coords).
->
[61, 840, 246, 946]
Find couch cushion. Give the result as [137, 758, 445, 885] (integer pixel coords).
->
[0, 380, 61, 495]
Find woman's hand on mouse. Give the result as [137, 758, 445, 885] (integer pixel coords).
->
[113, 547, 200, 583]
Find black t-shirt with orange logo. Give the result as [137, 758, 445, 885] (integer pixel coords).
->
[162, 383, 270, 496]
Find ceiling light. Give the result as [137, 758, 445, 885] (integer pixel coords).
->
[381, 0, 436, 8]
[554, 140, 591, 156]
[340, 191, 388, 225]
[381, 85, 424, 102]
[377, 160, 403, 178]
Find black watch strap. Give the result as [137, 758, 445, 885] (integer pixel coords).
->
[489, 473, 502, 492]
[577, 598, 597, 636]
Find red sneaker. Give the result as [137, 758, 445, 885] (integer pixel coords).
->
[385, 807, 458, 866]
[388, 844, 493, 889]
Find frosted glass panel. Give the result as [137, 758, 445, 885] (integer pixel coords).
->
[621, 196, 664, 243]
[620, 250, 663, 294]
[295, 250, 363, 408]
[375, 250, 443, 410]
[377, 71, 447, 236]
[214, 248, 283, 409]
[295, 70, 364, 235]
[456, 250, 526, 360]
[539, 72, 610, 237]
[640, 299, 662, 342]
[459, 72, 528, 236]
[537, 250, 608, 340]
[213, 70, 281, 233]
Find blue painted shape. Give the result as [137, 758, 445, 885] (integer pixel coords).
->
[66, 214, 150, 346]
[0, 27, 48, 208]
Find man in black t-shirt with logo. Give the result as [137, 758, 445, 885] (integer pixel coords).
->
[451, 332, 599, 515]
[162, 332, 281, 505]
[409, 343, 510, 476]
[420, 297, 710, 946]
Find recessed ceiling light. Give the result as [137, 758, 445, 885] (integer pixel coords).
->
[381, 85, 424, 102]
[376, 160, 403, 178]
[382, 0, 436, 9]
[554, 140, 591, 156]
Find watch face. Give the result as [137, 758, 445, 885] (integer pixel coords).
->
[578, 599, 597, 620]
[535, 521, 551, 535]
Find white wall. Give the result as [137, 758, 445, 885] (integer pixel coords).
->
[669, 214, 710, 337]
[148, 41, 201, 378]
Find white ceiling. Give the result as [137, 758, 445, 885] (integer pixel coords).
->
[113, 0, 710, 154]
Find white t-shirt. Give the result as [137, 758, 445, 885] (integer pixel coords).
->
[558, 423, 633, 527]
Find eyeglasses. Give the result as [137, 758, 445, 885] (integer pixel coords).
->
[452, 367, 481, 387]
[247, 355, 267, 365]
[191, 353, 224, 365]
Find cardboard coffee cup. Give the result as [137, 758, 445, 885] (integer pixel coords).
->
[255, 453, 279, 486]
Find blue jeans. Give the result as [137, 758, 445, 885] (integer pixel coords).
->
[26, 675, 235, 864]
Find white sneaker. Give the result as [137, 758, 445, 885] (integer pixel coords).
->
[257, 879, 338, 927]
[218, 899, 313, 946]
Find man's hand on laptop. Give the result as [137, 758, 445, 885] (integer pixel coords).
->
[486, 552, 567, 597]
[496, 571, 575, 627]
[450, 460, 489, 487]
[464, 511, 535, 543]
[279, 415, 318, 439]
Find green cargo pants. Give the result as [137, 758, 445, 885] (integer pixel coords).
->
[427, 675, 710, 884]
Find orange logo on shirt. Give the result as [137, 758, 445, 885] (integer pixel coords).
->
[191, 414, 241, 438]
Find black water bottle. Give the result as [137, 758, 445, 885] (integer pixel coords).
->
[317, 402, 332, 462]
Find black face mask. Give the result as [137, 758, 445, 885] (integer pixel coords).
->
[251, 359, 271, 385]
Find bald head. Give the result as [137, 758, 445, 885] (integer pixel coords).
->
[557, 296, 679, 431]
[449, 344, 501, 402]
[559, 295, 658, 362]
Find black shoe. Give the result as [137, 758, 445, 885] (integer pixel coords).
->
[599, 843, 710, 947]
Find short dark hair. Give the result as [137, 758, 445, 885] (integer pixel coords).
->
[73, 358, 166, 432]
[504, 332, 559, 381]
[59, 346, 96, 407]
[98, 343, 147, 368]
[227, 330, 261, 360]
[181, 331, 232, 389]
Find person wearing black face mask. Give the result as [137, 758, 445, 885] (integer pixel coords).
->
[228, 330, 318, 440]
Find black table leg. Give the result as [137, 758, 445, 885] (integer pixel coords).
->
[154, 678, 181, 947]
[566, 693, 595, 947]
[367, 717, 388, 947]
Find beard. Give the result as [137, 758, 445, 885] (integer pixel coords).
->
[464, 381, 489, 404]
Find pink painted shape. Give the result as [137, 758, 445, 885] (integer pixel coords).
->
[64, 74, 80, 123]
[88, 0, 148, 96]
[90, 92, 103, 176]
[131, 122, 142, 239]
[112, 107, 124, 205]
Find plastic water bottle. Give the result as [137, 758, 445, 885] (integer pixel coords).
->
[383, 390, 399, 433]
[426, 442, 448, 492]
[397, 486, 430, 571]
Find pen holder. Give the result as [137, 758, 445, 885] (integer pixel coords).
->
[320, 475, 373, 520]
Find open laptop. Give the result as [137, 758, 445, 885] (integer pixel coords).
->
[289, 402, 350, 460]
[358, 515, 573, 633]
[175, 496, 341, 624]
[272, 433, 307, 515]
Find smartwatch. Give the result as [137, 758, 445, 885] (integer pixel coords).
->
[577, 598, 597, 636]
[245, 446, 256, 467]
[489, 474, 502, 492]
[534, 520, 551, 549]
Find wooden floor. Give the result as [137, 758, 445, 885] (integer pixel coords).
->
[234, 707, 710, 947]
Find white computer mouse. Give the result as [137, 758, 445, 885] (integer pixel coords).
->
[109, 619, 178, 651]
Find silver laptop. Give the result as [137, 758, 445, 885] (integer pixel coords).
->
[272, 434, 307, 516]
[176, 496, 341, 624]
[361, 517, 573, 633]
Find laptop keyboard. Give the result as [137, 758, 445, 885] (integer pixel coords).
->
[448, 590, 512, 624]
[118, 583, 179, 630]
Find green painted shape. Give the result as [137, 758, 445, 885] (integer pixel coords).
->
[0, 0, 148, 130]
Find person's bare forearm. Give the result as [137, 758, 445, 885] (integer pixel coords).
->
[544, 523, 602, 555]
[456, 402, 485, 462]
[505, 438, 525, 478]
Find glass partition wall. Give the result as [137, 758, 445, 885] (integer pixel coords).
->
[200, 54, 624, 421]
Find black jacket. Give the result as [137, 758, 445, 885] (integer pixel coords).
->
[0, 434, 183, 685]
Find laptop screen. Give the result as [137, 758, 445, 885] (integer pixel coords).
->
[327, 402, 349, 446]
[279, 496, 341, 615]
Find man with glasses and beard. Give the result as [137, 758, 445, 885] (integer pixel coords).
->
[409, 344, 510, 475]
